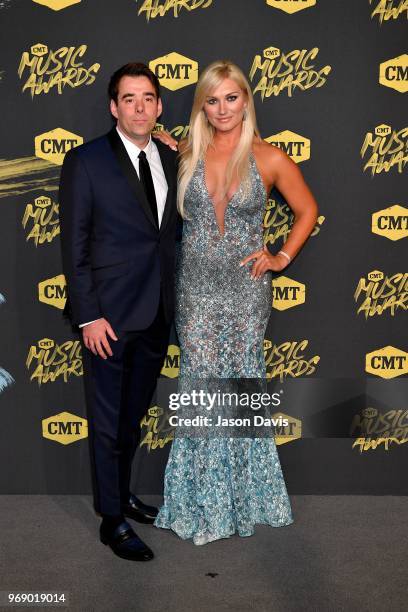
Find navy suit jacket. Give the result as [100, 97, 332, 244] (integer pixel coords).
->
[59, 127, 178, 331]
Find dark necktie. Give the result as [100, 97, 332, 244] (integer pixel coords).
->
[138, 150, 159, 229]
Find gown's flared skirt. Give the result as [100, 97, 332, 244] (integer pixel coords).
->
[155, 436, 294, 545]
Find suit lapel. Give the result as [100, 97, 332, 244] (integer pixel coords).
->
[107, 127, 158, 230]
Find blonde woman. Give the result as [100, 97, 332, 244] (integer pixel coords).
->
[154, 60, 318, 545]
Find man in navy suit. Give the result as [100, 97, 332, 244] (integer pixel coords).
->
[59, 63, 178, 561]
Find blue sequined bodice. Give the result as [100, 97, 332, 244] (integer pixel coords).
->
[175, 155, 272, 378]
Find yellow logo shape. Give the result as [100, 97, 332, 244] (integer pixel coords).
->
[30, 43, 48, 56]
[149, 52, 198, 91]
[35, 127, 83, 166]
[42, 411, 87, 445]
[38, 274, 67, 310]
[379, 54, 408, 93]
[272, 276, 306, 310]
[33, 0, 81, 10]
[266, 0, 316, 14]
[263, 46, 281, 59]
[362, 407, 377, 419]
[374, 124, 391, 136]
[34, 196, 52, 209]
[38, 338, 55, 349]
[265, 130, 310, 163]
[273, 413, 302, 445]
[372, 204, 408, 241]
[161, 344, 180, 378]
[365, 346, 408, 379]
[147, 406, 163, 419]
[367, 270, 384, 282]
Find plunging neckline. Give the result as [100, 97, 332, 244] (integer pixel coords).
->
[202, 157, 243, 238]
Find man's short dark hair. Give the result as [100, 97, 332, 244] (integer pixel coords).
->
[108, 62, 161, 103]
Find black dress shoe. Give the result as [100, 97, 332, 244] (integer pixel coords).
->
[100, 520, 154, 561]
[123, 494, 158, 524]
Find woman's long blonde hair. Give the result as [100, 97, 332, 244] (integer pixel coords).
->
[177, 59, 260, 217]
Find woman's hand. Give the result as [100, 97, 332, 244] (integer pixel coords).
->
[152, 129, 178, 151]
[240, 245, 288, 279]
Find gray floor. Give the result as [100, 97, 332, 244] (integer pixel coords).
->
[1, 495, 407, 612]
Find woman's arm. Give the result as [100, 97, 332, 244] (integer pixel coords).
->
[241, 143, 319, 279]
[264, 144, 319, 262]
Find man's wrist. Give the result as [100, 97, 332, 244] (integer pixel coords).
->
[79, 318, 102, 328]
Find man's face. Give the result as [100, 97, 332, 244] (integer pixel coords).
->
[110, 75, 162, 145]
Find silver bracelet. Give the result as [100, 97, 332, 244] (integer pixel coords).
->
[278, 250, 291, 263]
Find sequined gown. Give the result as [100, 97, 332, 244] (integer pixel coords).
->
[154, 155, 293, 544]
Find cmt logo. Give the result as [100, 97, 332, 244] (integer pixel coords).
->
[272, 276, 306, 310]
[160, 344, 180, 378]
[263, 47, 281, 59]
[379, 54, 408, 93]
[30, 43, 48, 56]
[375, 123, 392, 136]
[39, 338, 54, 349]
[265, 130, 310, 163]
[372, 205, 408, 241]
[42, 412, 87, 445]
[35, 128, 83, 166]
[266, 0, 316, 13]
[367, 269, 384, 282]
[149, 52, 198, 91]
[38, 274, 67, 310]
[32, 0, 81, 10]
[273, 413, 302, 445]
[34, 196, 51, 208]
[365, 346, 408, 379]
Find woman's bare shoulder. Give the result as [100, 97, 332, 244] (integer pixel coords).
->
[252, 138, 299, 187]
[253, 138, 289, 164]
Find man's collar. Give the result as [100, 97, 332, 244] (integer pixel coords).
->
[116, 125, 153, 157]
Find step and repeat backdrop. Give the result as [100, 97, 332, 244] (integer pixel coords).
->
[0, 0, 407, 495]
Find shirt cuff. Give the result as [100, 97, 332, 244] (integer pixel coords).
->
[79, 319, 100, 328]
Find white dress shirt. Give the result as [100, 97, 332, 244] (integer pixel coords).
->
[115, 126, 168, 226]
[79, 126, 168, 328]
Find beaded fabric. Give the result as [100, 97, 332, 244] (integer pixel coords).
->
[154, 154, 294, 545]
